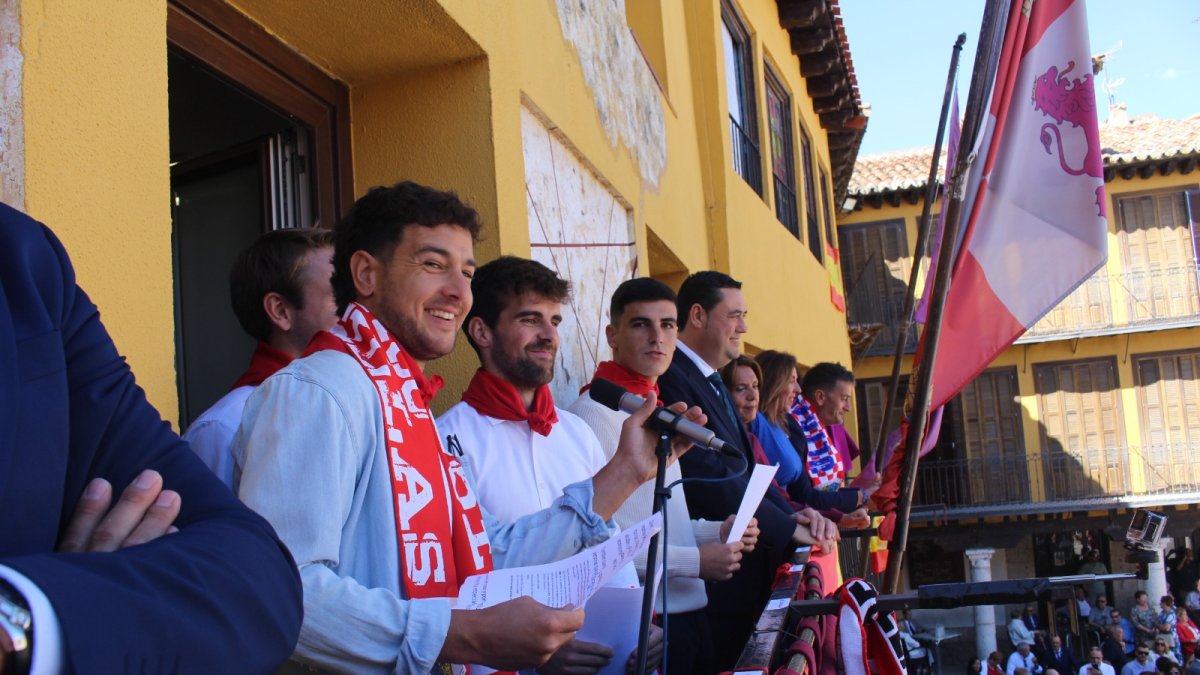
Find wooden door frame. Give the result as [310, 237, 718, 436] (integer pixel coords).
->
[167, 0, 353, 228]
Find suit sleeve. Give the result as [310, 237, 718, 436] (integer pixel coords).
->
[657, 375, 796, 552]
[1, 223, 302, 674]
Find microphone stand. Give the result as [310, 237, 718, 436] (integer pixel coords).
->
[634, 431, 672, 675]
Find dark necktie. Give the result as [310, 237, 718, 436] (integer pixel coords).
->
[706, 372, 741, 434]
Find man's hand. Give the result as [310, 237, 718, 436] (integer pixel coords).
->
[839, 508, 871, 530]
[792, 507, 838, 545]
[0, 626, 12, 675]
[718, 515, 759, 553]
[537, 638, 613, 675]
[58, 470, 182, 552]
[594, 395, 706, 519]
[624, 624, 663, 675]
[442, 597, 583, 670]
[698, 540, 744, 581]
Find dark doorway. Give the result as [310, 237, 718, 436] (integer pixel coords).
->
[169, 52, 309, 427]
[166, 0, 350, 428]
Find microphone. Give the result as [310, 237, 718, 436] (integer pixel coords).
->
[588, 377, 732, 452]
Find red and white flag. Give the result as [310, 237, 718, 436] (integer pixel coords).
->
[928, 0, 1107, 410]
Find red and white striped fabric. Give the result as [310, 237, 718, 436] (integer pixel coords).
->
[928, 0, 1107, 410]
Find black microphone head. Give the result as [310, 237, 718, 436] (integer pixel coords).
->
[588, 377, 628, 412]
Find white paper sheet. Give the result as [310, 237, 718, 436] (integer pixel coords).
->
[724, 464, 779, 544]
[575, 586, 643, 675]
[456, 512, 663, 610]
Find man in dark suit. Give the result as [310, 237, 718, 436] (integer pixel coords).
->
[0, 203, 302, 673]
[656, 270, 835, 671]
[1043, 634, 1078, 673]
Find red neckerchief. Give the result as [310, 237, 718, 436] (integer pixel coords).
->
[460, 368, 558, 436]
[309, 303, 490, 600]
[230, 341, 294, 390]
[580, 360, 660, 398]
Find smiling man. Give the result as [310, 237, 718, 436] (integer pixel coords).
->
[656, 271, 834, 671]
[233, 183, 700, 673]
[438, 256, 656, 674]
[569, 277, 756, 675]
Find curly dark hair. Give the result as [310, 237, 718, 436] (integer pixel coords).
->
[331, 181, 482, 311]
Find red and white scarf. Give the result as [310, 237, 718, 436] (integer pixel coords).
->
[790, 395, 845, 491]
[310, 302, 493, 599]
[461, 368, 558, 436]
[837, 578, 907, 675]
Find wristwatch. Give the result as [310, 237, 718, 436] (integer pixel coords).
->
[0, 577, 33, 675]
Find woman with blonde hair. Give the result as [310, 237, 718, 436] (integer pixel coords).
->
[753, 350, 862, 516]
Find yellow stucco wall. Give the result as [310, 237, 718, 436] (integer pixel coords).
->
[13, 0, 854, 420]
[18, 1, 177, 422]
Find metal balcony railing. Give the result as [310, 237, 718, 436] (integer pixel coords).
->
[1022, 263, 1200, 339]
[912, 442, 1200, 512]
[774, 177, 799, 239]
[730, 115, 762, 194]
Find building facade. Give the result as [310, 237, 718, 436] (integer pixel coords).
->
[839, 112, 1200, 656]
[1, 0, 865, 424]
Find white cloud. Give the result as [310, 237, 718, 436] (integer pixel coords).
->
[1161, 68, 1180, 80]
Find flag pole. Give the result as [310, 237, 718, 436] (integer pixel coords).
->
[881, 0, 1012, 594]
[868, 33, 967, 473]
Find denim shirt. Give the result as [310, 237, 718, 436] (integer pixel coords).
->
[234, 350, 616, 674]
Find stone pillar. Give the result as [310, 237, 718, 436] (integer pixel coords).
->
[967, 548, 998, 660]
[1146, 537, 1174, 606]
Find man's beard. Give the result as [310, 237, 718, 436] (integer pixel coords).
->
[494, 341, 555, 389]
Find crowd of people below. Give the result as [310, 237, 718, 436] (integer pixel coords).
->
[974, 579, 1200, 675]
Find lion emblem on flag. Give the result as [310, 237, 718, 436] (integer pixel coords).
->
[1032, 60, 1105, 216]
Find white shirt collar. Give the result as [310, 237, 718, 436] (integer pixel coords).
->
[676, 339, 717, 380]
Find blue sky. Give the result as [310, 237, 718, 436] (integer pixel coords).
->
[839, 1, 1200, 156]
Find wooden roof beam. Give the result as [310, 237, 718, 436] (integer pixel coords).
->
[777, 0, 826, 29]
[805, 72, 844, 99]
[790, 29, 832, 55]
[800, 51, 839, 78]
[812, 92, 850, 115]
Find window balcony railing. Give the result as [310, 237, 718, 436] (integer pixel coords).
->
[1022, 262, 1200, 340]
[730, 115, 762, 194]
[774, 177, 799, 239]
[912, 442, 1200, 513]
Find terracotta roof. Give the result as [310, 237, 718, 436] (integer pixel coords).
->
[848, 113, 1200, 198]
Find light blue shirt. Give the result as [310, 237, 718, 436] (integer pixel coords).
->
[234, 350, 616, 674]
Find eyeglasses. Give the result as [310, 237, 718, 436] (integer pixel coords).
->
[1136, 651, 1150, 656]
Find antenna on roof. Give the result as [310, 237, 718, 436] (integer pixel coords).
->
[1092, 41, 1127, 124]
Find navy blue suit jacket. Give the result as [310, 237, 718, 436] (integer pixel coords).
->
[657, 348, 797, 609]
[0, 204, 302, 673]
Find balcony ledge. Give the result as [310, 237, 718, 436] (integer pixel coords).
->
[912, 490, 1200, 521]
[1016, 316, 1200, 344]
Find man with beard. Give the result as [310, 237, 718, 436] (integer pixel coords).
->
[439, 256, 660, 674]
[568, 277, 760, 675]
[234, 183, 702, 673]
